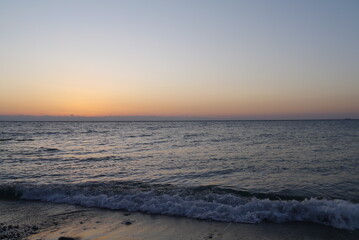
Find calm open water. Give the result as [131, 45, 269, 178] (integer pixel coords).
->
[1, 120, 358, 229]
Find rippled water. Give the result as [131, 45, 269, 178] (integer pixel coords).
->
[1, 120, 359, 229]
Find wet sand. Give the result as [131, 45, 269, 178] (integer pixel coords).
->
[0, 200, 358, 240]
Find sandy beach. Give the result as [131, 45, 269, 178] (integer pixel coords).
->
[0, 200, 357, 240]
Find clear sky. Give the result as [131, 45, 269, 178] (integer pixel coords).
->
[1, 0, 358, 119]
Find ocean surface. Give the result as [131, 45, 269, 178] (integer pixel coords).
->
[1, 120, 358, 230]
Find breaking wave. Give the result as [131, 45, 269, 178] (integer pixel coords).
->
[1, 182, 358, 230]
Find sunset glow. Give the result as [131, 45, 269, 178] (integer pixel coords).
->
[1, 0, 358, 119]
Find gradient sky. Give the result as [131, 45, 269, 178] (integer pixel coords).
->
[1, 0, 358, 119]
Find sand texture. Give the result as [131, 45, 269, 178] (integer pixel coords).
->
[0, 200, 358, 240]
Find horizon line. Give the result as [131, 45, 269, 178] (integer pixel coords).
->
[0, 114, 357, 122]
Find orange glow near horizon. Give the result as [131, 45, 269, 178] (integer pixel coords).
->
[1, 70, 358, 118]
[1, 85, 357, 118]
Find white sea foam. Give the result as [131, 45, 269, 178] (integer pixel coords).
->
[20, 188, 359, 230]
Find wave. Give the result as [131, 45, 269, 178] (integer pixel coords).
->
[81, 130, 110, 134]
[39, 147, 60, 152]
[77, 156, 127, 162]
[16, 139, 35, 142]
[0, 138, 13, 141]
[0, 182, 358, 230]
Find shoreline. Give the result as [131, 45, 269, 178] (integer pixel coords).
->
[1, 200, 358, 240]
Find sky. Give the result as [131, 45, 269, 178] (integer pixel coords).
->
[0, 0, 358, 120]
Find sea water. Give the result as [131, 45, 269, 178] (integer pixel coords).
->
[0, 120, 358, 229]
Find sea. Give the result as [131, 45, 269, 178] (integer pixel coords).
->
[0, 120, 358, 230]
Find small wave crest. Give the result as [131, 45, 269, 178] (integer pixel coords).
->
[16, 138, 34, 142]
[39, 147, 60, 152]
[1, 183, 358, 230]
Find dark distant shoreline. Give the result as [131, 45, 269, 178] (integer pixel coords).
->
[0, 115, 358, 122]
